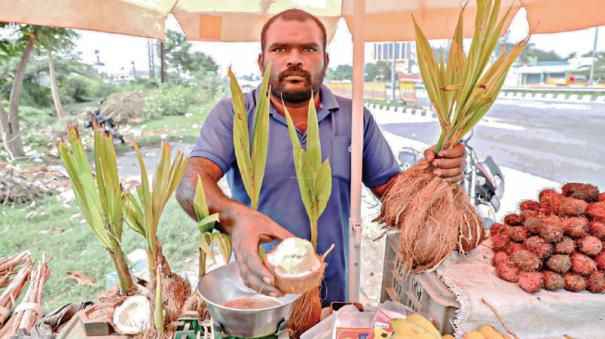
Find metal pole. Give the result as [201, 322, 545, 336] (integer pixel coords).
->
[589, 27, 599, 86]
[348, 0, 365, 303]
[391, 42, 397, 102]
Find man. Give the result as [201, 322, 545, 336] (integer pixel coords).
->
[176, 9, 465, 306]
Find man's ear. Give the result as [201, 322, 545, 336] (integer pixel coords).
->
[324, 52, 330, 68]
[258, 53, 264, 73]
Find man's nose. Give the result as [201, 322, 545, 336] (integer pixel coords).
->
[286, 49, 303, 68]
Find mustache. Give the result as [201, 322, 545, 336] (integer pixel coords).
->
[278, 67, 311, 83]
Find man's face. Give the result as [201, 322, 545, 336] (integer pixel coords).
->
[259, 18, 329, 104]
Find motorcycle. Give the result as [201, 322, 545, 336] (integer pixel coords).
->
[83, 98, 125, 144]
[397, 130, 505, 227]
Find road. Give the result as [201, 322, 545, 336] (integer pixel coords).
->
[377, 95, 605, 190]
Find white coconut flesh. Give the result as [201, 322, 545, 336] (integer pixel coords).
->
[112, 295, 150, 335]
[267, 238, 321, 277]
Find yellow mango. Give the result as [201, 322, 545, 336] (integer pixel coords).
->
[477, 324, 505, 339]
[405, 313, 441, 338]
[390, 318, 438, 339]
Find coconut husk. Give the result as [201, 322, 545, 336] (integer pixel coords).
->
[287, 287, 322, 338]
[0, 257, 33, 326]
[182, 293, 210, 321]
[376, 161, 483, 273]
[148, 272, 192, 331]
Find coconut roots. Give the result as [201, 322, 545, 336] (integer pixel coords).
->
[287, 287, 322, 338]
[376, 161, 484, 273]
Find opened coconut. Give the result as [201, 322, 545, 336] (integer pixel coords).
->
[112, 295, 150, 335]
[264, 237, 326, 294]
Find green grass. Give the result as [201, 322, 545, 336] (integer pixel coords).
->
[0, 195, 199, 311]
[135, 114, 205, 148]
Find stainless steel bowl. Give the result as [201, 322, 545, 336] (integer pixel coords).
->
[197, 261, 300, 338]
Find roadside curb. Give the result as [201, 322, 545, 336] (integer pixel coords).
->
[367, 103, 436, 118]
[416, 87, 605, 103]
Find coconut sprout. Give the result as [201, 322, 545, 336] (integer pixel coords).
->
[283, 94, 332, 336]
[229, 64, 271, 210]
[123, 141, 190, 334]
[377, 0, 528, 273]
[57, 127, 134, 294]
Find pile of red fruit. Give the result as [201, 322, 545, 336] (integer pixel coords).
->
[491, 182, 605, 293]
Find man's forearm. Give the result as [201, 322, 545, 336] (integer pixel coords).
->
[175, 157, 246, 235]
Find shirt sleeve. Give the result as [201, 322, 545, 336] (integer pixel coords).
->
[362, 107, 401, 188]
[189, 99, 235, 174]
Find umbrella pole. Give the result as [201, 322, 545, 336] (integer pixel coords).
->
[348, 0, 365, 303]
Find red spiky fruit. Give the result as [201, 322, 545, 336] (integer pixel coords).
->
[518, 272, 544, 293]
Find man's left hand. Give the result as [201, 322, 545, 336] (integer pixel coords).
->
[424, 143, 466, 183]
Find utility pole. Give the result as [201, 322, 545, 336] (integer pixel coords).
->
[589, 27, 599, 86]
[391, 42, 397, 102]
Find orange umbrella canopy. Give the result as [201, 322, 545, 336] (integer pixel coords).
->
[173, 0, 605, 42]
[0, 0, 177, 39]
[1, 1, 603, 42]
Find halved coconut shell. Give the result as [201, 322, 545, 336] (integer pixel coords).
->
[264, 251, 326, 294]
[112, 295, 150, 335]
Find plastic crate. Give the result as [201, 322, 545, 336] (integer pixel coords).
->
[379, 231, 460, 334]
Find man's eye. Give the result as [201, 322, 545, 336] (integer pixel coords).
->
[272, 48, 286, 52]
[305, 47, 318, 52]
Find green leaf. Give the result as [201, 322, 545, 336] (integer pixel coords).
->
[250, 64, 271, 209]
[198, 214, 220, 234]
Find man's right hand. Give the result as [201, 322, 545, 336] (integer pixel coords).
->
[229, 206, 294, 297]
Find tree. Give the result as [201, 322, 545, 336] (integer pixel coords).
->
[518, 43, 564, 65]
[326, 64, 352, 81]
[364, 61, 392, 81]
[163, 30, 218, 83]
[0, 24, 78, 158]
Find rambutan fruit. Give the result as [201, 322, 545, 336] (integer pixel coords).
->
[562, 183, 599, 202]
[523, 216, 543, 235]
[554, 237, 576, 255]
[520, 209, 538, 221]
[570, 252, 597, 276]
[510, 249, 542, 272]
[577, 236, 603, 256]
[520, 200, 540, 212]
[546, 254, 571, 274]
[594, 252, 605, 270]
[495, 261, 520, 283]
[506, 242, 525, 255]
[587, 201, 605, 223]
[564, 272, 587, 292]
[504, 214, 522, 226]
[491, 234, 510, 252]
[518, 271, 544, 293]
[563, 217, 589, 239]
[599, 193, 605, 202]
[558, 198, 588, 217]
[525, 236, 553, 259]
[543, 271, 565, 291]
[587, 271, 605, 293]
[490, 223, 510, 237]
[492, 252, 510, 266]
[539, 189, 563, 214]
[509, 226, 528, 243]
[538, 221, 564, 243]
[589, 221, 605, 240]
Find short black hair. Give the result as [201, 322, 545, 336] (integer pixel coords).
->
[260, 8, 327, 53]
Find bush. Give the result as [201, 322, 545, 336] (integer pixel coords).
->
[141, 84, 218, 120]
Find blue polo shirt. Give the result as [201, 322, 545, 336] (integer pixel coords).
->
[190, 84, 400, 306]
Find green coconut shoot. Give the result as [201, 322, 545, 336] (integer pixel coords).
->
[228, 64, 271, 210]
[123, 141, 189, 332]
[57, 127, 133, 294]
[193, 176, 231, 279]
[283, 93, 332, 250]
